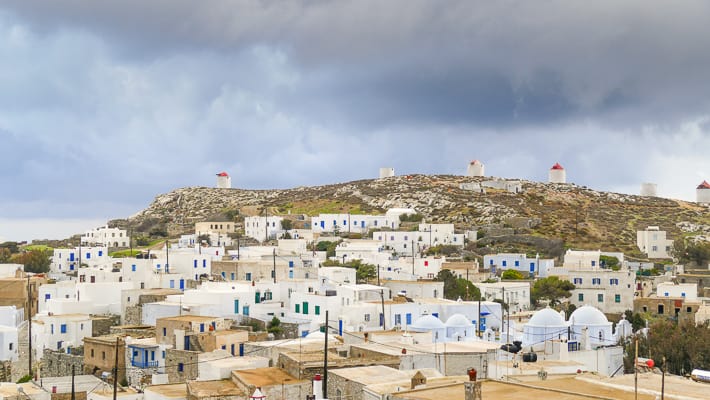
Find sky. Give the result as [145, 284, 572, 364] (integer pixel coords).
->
[2, 1, 710, 242]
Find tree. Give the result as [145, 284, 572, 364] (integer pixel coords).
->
[197, 234, 211, 246]
[281, 219, 293, 231]
[11, 250, 51, 273]
[673, 238, 710, 267]
[600, 255, 620, 270]
[435, 269, 481, 301]
[315, 241, 340, 258]
[531, 276, 575, 306]
[0, 248, 11, 263]
[501, 270, 524, 280]
[267, 316, 283, 335]
[356, 263, 377, 283]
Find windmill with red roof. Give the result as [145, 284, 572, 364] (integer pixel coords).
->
[548, 162, 566, 184]
[697, 180, 710, 204]
[216, 171, 232, 189]
[466, 159, 485, 177]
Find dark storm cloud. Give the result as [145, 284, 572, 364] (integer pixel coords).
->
[1, 1, 710, 239]
[5, 0, 710, 128]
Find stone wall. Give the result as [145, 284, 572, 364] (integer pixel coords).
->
[42, 348, 84, 378]
[166, 349, 198, 383]
[109, 326, 155, 338]
[91, 315, 121, 337]
[0, 361, 12, 382]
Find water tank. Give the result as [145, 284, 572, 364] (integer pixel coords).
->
[522, 352, 538, 362]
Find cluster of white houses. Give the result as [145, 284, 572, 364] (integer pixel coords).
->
[2, 196, 710, 398]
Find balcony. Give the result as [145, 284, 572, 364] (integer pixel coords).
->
[131, 360, 159, 368]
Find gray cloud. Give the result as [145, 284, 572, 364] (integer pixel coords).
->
[1, 2, 710, 239]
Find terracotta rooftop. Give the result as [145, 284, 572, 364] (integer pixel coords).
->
[697, 180, 710, 189]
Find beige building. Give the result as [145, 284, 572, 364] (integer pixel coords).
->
[195, 221, 235, 235]
[636, 226, 674, 259]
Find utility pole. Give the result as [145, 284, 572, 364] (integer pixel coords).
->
[71, 365, 76, 400]
[377, 264, 380, 286]
[113, 337, 120, 400]
[264, 207, 268, 244]
[634, 338, 638, 400]
[272, 248, 277, 284]
[165, 240, 170, 273]
[237, 237, 240, 260]
[380, 290, 386, 330]
[661, 356, 666, 400]
[27, 275, 32, 378]
[323, 310, 328, 399]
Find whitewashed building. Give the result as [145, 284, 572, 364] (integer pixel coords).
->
[548, 162, 566, 184]
[244, 216, 284, 241]
[636, 226, 673, 259]
[697, 180, 710, 204]
[216, 171, 231, 189]
[477, 282, 531, 313]
[483, 253, 553, 277]
[51, 246, 110, 274]
[565, 269, 635, 314]
[81, 226, 129, 248]
[32, 313, 92, 357]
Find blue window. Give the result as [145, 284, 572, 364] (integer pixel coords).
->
[131, 264, 136, 272]
[151, 351, 155, 361]
[242, 306, 249, 316]
[343, 220, 347, 225]
[202, 259, 207, 268]
[406, 313, 412, 325]
[288, 261, 294, 267]
[682, 292, 686, 297]
[162, 351, 166, 359]
[98, 250, 103, 257]
[163, 328, 167, 336]
[246, 272, 252, 281]
[234, 299, 240, 314]
[374, 220, 378, 226]
[530, 262, 535, 272]
[502, 260, 507, 267]
[514, 260, 519, 267]
[591, 261, 596, 267]
[221, 345, 226, 350]
[489, 259, 494, 265]
[231, 344, 235, 356]
[86, 253, 90, 260]
[200, 323, 205, 332]
[45, 294, 51, 301]
[60, 324, 67, 334]
[169, 280, 175, 288]
[178, 363, 184, 372]
[194, 260, 198, 268]
[333, 220, 336, 226]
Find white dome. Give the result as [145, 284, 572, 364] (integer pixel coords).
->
[411, 315, 445, 330]
[570, 306, 609, 326]
[528, 307, 566, 327]
[445, 314, 473, 328]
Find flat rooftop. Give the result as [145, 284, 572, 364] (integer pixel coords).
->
[188, 379, 244, 398]
[232, 367, 306, 388]
[144, 383, 187, 398]
[158, 315, 219, 322]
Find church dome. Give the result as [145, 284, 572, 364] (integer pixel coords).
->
[445, 314, 473, 328]
[411, 314, 445, 330]
[528, 307, 566, 327]
[569, 306, 609, 326]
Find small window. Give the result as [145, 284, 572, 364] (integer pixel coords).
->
[364, 314, 370, 322]
[178, 363, 184, 372]
[597, 294, 603, 302]
[578, 293, 584, 301]
[8, 343, 12, 351]
[163, 327, 167, 336]
[615, 294, 621, 303]
[687, 307, 692, 313]
[60, 324, 67, 334]
[91, 349, 94, 357]
[102, 351, 106, 360]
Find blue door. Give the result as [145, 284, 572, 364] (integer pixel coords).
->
[179, 279, 185, 290]
[184, 336, 190, 350]
[70, 253, 75, 261]
[406, 313, 412, 325]
[530, 262, 535, 273]
[243, 306, 249, 316]
[234, 300, 239, 314]
[320, 221, 325, 229]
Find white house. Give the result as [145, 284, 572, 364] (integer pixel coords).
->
[32, 313, 93, 357]
[0, 264, 23, 278]
[477, 282, 531, 313]
[244, 216, 284, 241]
[636, 226, 673, 259]
[51, 246, 110, 274]
[483, 253, 553, 277]
[0, 326, 18, 361]
[373, 224, 464, 254]
[562, 250, 601, 269]
[81, 226, 129, 248]
[312, 213, 398, 234]
[656, 282, 697, 300]
[379, 167, 395, 179]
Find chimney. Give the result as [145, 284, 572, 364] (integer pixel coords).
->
[313, 374, 323, 399]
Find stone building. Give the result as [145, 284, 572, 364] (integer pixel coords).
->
[0, 274, 46, 318]
[231, 367, 310, 400]
[83, 336, 125, 382]
[634, 296, 701, 324]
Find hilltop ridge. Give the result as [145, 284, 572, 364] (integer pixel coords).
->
[124, 175, 710, 255]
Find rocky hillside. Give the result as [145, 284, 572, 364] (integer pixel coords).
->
[123, 175, 710, 256]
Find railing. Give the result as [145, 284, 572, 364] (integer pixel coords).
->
[131, 360, 159, 368]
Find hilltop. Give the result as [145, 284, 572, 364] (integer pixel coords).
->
[121, 175, 710, 257]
